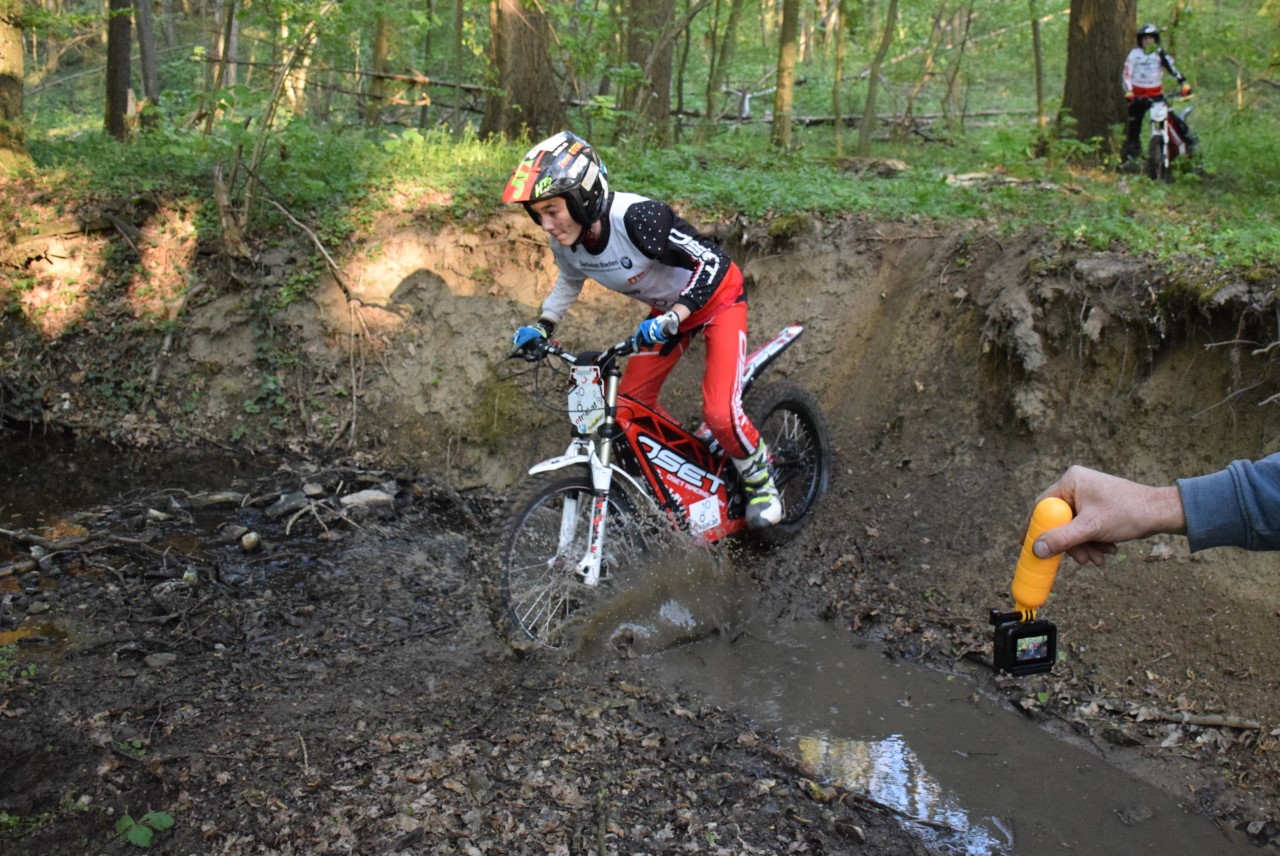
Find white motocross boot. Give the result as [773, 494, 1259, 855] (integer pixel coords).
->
[734, 441, 782, 529]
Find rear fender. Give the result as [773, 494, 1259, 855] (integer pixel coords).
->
[741, 325, 805, 396]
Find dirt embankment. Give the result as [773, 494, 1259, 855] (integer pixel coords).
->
[3, 205, 1280, 852]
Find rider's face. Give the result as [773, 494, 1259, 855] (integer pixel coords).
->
[531, 197, 583, 247]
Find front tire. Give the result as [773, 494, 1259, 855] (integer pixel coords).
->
[744, 381, 832, 546]
[1147, 135, 1169, 182]
[499, 467, 649, 649]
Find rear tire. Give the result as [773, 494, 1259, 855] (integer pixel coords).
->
[499, 467, 649, 649]
[1147, 136, 1169, 182]
[744, 381, 831, 546]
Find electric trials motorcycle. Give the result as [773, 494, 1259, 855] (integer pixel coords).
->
[1146, 95, 1196, 182]
[500, 325, 831, 648]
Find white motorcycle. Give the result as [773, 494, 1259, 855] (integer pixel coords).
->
[1146, 95, 1196, 182]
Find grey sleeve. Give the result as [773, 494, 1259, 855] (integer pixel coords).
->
[539, 269, 586, 325]
[1178, 453, 1280, 552]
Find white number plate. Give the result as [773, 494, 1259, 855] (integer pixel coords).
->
[567, 366, 605, 434]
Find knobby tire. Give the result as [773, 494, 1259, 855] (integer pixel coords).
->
[499, 466, 649, 649]
[744, 381, 832, 546]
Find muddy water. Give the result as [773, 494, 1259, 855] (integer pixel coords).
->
[642, 617, 1256, 856]
[0, 431, 259, 530]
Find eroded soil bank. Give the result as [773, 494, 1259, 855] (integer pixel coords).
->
[3, 209, 1280, 853]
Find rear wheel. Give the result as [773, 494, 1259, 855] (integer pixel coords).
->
[1147, 135, 1169, 182]
[499, 467, 650, 649]
[744, 381, 832, 546]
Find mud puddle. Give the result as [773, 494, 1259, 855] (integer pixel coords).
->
[0, 430, 262, 530]
[637, 617, 1255, 855]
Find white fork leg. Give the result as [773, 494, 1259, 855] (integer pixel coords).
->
[575, 444, 615, 587]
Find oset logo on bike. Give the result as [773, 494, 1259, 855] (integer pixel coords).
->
[638, 435, 725, 495]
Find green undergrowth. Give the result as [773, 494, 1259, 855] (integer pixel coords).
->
[19, 109, 1280, 282]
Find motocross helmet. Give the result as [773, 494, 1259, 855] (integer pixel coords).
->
[501, 131, 609, 228]
[1136, 23, 1160, 45]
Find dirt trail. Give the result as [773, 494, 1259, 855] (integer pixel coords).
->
[3, 210, 1280, 852]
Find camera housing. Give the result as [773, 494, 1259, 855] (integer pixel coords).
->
[989, 610, 1057, 676]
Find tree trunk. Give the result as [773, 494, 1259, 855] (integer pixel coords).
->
[857, 0, 897, 155]
[0, 5, 26, 169]
[941, 2, 974, 130]
[832, 0, 844, 157]
[451, 0, 463, 130]
[365, 12, 389, 127]
[134, 0, 160, 109]
[479, 0, 563, 140]
[1030, 0, 1046, 130]
[770, 0, 799, 148]
[1061, 0, 1135, 146]
[160, 0, 176, 47]
[703, 0, 745, 130]
[104, 0, 132, 139]
[619, 0, 676, 145]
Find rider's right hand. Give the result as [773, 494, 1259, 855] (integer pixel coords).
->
[512, 321, 551, 361]
[1124, 90, 1135, 101]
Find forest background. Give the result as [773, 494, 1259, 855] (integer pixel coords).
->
[0, 0, 1278, 430]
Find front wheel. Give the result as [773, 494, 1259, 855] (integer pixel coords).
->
[744, 381, 832, 546]
[1147, 135, 1170, 182]
[498, 467, 650, 649]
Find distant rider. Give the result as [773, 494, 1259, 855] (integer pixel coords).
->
[502, 131, 783, 529]
[1122, 23, 1197, 163]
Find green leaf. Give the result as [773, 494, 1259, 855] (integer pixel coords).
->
[143, 810, 175, 830]
[1036, 691, 1049, 704]
[126, 823, 154, 847]
[116, 815, 137, 835]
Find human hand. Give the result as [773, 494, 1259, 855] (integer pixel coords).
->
[1124, 90, 1135, 101]
[1031, 465, 1186, 567]
[1180, 84, 1192, 96]
[633, 311, 680, 348]
[511, 321, 550, 360]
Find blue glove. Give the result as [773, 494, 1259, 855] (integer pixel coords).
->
[512, 321, 551, 360]
[633, 311, 680, 349]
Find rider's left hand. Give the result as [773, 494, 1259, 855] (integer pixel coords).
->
[633, 311, 681, 348]
[1180, 85, 1192, 96]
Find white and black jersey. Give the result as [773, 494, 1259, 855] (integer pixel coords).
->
[540, 192, 732, 324]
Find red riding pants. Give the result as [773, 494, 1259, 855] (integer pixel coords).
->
[619, 265, 760, 460]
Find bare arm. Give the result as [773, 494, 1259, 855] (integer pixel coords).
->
[1033, 465, 1186, 566]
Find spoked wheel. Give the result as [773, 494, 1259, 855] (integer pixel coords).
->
[1147, 136, 1170, 182]
[745, 381, 832, 546]
[499, 467, 650, 649]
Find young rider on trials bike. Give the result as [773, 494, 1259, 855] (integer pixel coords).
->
[499, 131, 831, 647]
[502, 131, 784, 530]
[1122, 23, 1199, 171]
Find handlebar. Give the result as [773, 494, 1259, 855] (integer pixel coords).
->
[507, 336, 638, 367]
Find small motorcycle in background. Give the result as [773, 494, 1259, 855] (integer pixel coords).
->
[1147, 95, 1196, 181]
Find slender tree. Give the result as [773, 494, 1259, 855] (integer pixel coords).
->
[0, 0, 25, 169]
[365, 12, 390, 127]
[104, 0, 132, 139]
[703, 0, 745, 130]
[770, 0, 799, 148]
[619, 0, 676, 143]
[857, 0, 897, 156]
[1061, 0, 1136, 146]
[1029, 0, 1046, 130]
[479, 0, 564, 139]
[134, 0, 160, 121]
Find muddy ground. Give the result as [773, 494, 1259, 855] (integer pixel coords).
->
[3, 203, 1280, 854]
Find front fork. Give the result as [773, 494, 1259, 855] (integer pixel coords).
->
[568, 364, 623, 587]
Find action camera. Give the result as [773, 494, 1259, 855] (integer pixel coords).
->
[989, 610, 1057, 677]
